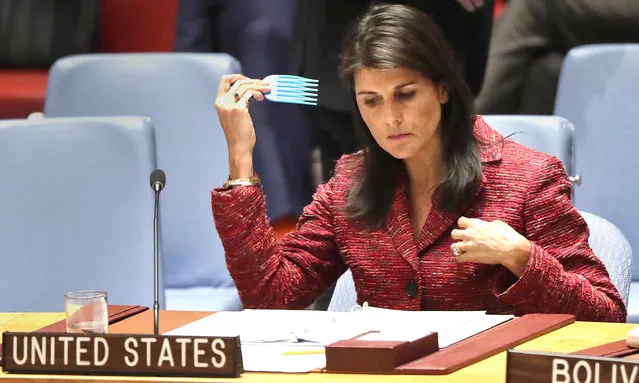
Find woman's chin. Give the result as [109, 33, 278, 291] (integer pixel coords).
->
[384, 144, 419, 159]
[387, 150, 418, 160]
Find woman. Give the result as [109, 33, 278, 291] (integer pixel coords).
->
[211, 4, 625, 322]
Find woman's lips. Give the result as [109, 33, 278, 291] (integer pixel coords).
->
[388, 133, 411, 140]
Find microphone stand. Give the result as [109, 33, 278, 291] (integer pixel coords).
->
[149, 168, 165, 336]
[153, 188, 160, 335]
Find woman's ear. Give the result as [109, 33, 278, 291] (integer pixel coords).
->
[437, 82, 449, 104]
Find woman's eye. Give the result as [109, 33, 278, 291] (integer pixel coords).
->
[364, 98, 380, 106]
[398, 91, 415, 101]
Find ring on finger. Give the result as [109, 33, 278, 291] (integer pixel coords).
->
[452, 247, 465, 257]
[244, 92, 254, 105]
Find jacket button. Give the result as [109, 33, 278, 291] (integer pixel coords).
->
[405, 281, 418, 298]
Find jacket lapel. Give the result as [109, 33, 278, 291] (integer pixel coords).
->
[386, 182, 420, 275]
[416, 173, 488, 252]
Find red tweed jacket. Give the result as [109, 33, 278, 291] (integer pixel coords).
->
[211, 117, 626, 322]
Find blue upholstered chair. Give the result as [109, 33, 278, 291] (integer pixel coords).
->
[0, 117, 159, 312]
[328, 115, 632, 313]
[481, 115, 575, 177]
[554, 44, 639, 321]
[44, 53, 242, 310]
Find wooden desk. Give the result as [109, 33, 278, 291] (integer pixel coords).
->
[0, 313, 65, 333]
[1, 311, 635, 382]
[0, 315, 23, 328]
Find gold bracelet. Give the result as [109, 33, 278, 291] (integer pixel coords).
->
[223, 175, 261, 188]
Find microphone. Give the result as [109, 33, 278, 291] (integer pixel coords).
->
[149, 169, 166, 335]
[150, 169, 166, 192]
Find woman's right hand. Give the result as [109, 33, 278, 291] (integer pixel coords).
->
[215, 74, 271, 178]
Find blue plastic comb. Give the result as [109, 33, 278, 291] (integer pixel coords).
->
[263, 75, 318, 106]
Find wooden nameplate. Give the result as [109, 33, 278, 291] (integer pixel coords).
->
[2, 332, 243, 378]
[575, 339, 639, 358]
[506, 349, 639, 382]
[326, 331, 439, 373]
[396, 313, 575, 375]
[506, 337, 639, 382]
[0, 305, 147, 367]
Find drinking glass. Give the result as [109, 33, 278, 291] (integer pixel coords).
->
[64, 290, 108, 334]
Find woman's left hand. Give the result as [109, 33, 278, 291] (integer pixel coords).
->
[451, 217, 532, 277]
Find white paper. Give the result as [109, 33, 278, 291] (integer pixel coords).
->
[358, 306, 513, 347]
[359, 306, 487, 332]
[165, 312, 332, 372]
[240, 344, 326, 373]
[165, 310, 369, 345]
[165, 308, 514, 372]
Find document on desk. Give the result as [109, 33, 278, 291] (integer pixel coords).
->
[357, 306, 514, 347]
[238, 344, 328, 373]
[166, 310, 368, 344]
[165, 308, 514, 372]
[165, 310, 352, 372]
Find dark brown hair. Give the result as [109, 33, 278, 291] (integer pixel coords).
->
[340, 3, 481, 228]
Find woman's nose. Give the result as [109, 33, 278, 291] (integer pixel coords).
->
[385, 104, 402, 126]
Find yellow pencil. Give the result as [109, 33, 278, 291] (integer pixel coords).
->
[283, 349, 326, 355]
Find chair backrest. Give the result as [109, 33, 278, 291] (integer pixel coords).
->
[44, 53, 241, 292]
[327, 269, 357, 312]
[580, 211, 632, 305]
[482, 115, 575, 176]
[0, 117, 158, 311]
[329, 210, 632, 310]
[554, 44, 639, 279]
